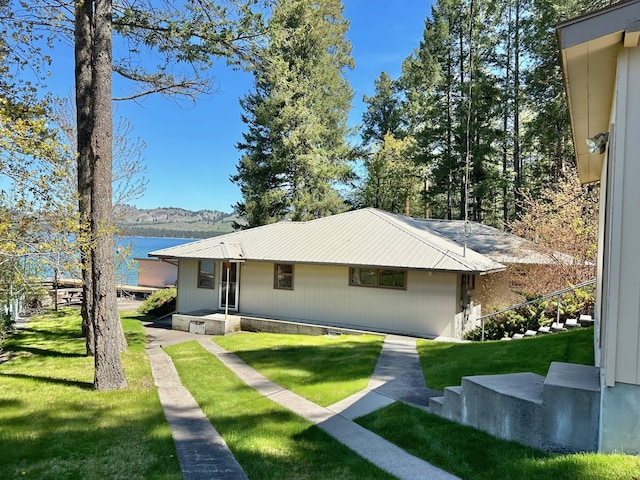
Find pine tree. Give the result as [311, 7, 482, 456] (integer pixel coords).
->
[361, 72, 404, 147]
[233, 0, 354, 226]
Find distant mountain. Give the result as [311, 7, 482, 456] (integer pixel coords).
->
[115, 205, 239, 238]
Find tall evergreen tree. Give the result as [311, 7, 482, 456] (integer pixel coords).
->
[361, 71, 404, 146]
[233, 0, 354, 226]
[399, 0, 501, 222]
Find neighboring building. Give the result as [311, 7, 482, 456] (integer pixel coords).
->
[558, 0, 640, 453]
[136, 258, 177, 288]
[420, 219, 577, 310]
[149, 208, 506, 339]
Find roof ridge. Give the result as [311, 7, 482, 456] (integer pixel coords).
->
[368, 209, 480, 271]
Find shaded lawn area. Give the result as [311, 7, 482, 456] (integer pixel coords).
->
[213, 332, 384, 406]
[418, 327, 595, 390]
[165, 340, 396, 480]
[0, 309, 181, 480]
[357, 402, 640, 480]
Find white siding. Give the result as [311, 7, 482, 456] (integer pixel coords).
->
[238, 262, 457, 338]
[176, 259, 219, 312]
[603, 47, 640, 386]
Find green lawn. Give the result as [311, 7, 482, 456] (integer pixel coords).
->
[0, 309, 181, 480]
[3, 312, 638, 480]
[213, 332, 384, 406]
[165, 340, 395, 480]
[357, 402, 640, 480]
[418, 327, 595, 390]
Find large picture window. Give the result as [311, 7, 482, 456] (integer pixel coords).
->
[274, 263, 294, 289]
[350, 267, 406, 289]
[198, 260, 215, 289]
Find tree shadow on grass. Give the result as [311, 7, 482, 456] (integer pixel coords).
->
[0, 372, 92, 389]
[8, 344, 85, 358]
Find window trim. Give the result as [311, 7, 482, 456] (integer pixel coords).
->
[274, 263, 294, 290]
[349, 267, 407, 290]
[197, 259, 215, 289]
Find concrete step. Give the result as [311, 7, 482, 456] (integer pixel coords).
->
[565, 318, 579, 328]
[542, 362, 600, 452]
[428, 395, 444, 415]
[460, 372, 544, 448]
[440, 386, 463, 422]
[579, 314, 594, 327]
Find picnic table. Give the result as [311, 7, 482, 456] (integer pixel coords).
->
[56, 288, 84, 305]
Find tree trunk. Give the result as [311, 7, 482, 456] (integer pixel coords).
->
[513, 0, 522, 216]
[90, 0, 127, 390]
[75, 0, 95, 356]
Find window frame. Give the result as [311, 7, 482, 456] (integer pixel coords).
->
[274, 263, 294, 290]
[197, 259, 215, 289]
[349, 267, 407, 290]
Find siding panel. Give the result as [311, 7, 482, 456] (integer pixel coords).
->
[239, 261, 457, 338]
[177, 259, 219, 312]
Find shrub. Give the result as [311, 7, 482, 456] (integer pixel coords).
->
[465, 285, 595, 341]
[138, 288, 176, 317]
[0, 312, 14, 352]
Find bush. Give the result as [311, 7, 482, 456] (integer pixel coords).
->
[0, 312, 14, 352]
[138, 288, 176, 317]
[465, 286, 595, 341]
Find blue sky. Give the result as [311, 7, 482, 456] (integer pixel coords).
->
[46, 1, 432, 213]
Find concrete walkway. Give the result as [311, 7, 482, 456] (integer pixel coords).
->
[145, 322, 459, 480]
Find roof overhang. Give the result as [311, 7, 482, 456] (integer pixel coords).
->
[149, 241, 245, 263]
[557, 0, 640, 184]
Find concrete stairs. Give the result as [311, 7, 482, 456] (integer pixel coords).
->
[502, 314, 594, 340]
[429, 362, 600, 452]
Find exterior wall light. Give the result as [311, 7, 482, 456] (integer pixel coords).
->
[586, 132, 609, 154]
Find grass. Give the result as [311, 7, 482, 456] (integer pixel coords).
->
[213, 332, 384, 406]
[418, 327, 595, 390]
[165, 340, 396, 480]
[0, 308, 181, 480]
[357, 402, 640, 480]
[3, 314, 637, 480]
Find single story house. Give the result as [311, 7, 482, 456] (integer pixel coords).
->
[149, 208, 506, 339]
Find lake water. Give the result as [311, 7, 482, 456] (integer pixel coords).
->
[116, 236, 197, 286]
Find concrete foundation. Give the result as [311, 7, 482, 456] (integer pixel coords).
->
[240, 316, 368, 337]
[600, 382, 640, 454]
[173, 311, 241, 335]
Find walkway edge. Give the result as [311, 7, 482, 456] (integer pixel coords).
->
[198, 339, 460, 480]
[147, 345, 248, 480]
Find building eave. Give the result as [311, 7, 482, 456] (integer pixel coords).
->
[557, 0, 640, 185]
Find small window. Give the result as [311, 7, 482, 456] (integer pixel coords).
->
[198, 260, 215, 289]
[274, 263, 294, 289]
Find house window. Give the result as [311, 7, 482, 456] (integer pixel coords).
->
[198, 260, 215, 289]
[349, 267, 406, 289]
[350, 267, 377, 286]
[274, 263, 294, 289]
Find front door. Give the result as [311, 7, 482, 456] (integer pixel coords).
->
[218, 261, 239, 311]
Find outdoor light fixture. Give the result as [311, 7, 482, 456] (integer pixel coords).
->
[585, 132, 609, 154]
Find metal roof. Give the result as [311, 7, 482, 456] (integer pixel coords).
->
[150, 208, 505, 274]
[416, 219, 569, 265]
